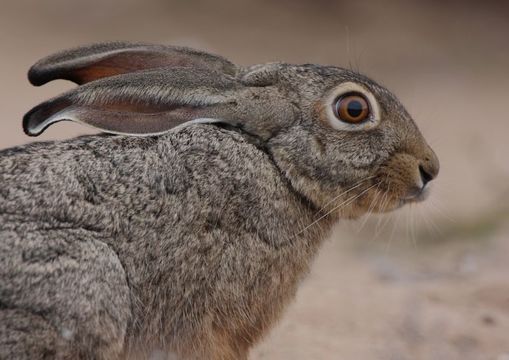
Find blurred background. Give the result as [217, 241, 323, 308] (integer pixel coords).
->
[1, 0, 508, 359]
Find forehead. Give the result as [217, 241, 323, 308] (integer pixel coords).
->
[292, 64, 398, 101]
[334, 69, 396, 100]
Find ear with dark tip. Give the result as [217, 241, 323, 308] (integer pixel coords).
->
[28, 41, 237, 86]
[23, 102, 226, 137]
[23, 68, 242, 136]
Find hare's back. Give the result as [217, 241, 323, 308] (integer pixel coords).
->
[0, 123, 287, 256]
[0, 124, 274, 224]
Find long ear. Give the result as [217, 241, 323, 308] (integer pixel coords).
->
[23, 67, 295, 138]
[28, 41, 236, 86]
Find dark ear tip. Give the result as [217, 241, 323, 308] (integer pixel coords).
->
[22, 97, 70, 137]
[22, 107, 42, 136]
[28, 65, 49, 86]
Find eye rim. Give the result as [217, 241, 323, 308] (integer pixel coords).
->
[323, 81, 381, 132]
[333, 92, 371, 124]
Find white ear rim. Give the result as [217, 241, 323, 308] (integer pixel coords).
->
[26, 106, 82, 136]
[324, 82, 381, 131]
[168, 117, 228, 133]
[30, 106, 227, 137]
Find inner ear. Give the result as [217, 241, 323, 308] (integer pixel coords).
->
[25, 106, 211, 137]
[23, 95, 228, 137]
[28, 42, 237, 86]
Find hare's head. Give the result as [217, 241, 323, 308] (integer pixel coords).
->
[248, 64, 440, 218]
[24, 42, 438, 219]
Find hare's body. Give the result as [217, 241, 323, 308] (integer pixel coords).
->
[0, 125, 328, 359]
[1, 42, 439, 359]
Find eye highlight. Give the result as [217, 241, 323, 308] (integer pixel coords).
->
[333, 93, 370, 124]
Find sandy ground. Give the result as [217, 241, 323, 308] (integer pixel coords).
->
[253, 218, 509, 360]
[1, 1, 508, 359]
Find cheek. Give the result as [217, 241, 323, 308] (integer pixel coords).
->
[311, 133, 385, 184]
[328, 137, 387, 172]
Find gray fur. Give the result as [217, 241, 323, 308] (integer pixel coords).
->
[1, 42, 439, 359]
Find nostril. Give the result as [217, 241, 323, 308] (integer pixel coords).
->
[419, 164, 434, 187]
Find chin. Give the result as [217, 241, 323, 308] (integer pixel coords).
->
[399, 187, 430, 206]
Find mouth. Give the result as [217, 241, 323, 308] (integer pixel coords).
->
[348, 182, 430, 217]
[398, 186, 430, 206]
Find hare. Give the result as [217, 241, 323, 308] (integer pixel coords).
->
[0, 42, 438, 359]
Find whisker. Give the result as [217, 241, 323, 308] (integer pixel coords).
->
[295, 182, 380, 237]
[386, 208, 403, 251]
[375, 197, 393, 240]
[367, 181, 392, 245]
[426, 199, 456, 224]
[403, 206, 415, 248]
[356, 182, 382, 234]
[345, 25, 353, 72]
[421, 205, 444, 238]
[410, 205, 417, 248]
[317, 176, 376, 215]
[418, 204, 440, 239]
[374, 183, 391, 239]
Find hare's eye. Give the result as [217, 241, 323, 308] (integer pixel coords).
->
[333, 93, 370, 124]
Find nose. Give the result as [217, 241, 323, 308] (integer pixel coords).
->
[418, 152, 439, 188]
[419, 164, 434, 187]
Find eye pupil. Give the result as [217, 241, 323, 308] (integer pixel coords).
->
[347, 100, 363, 118]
